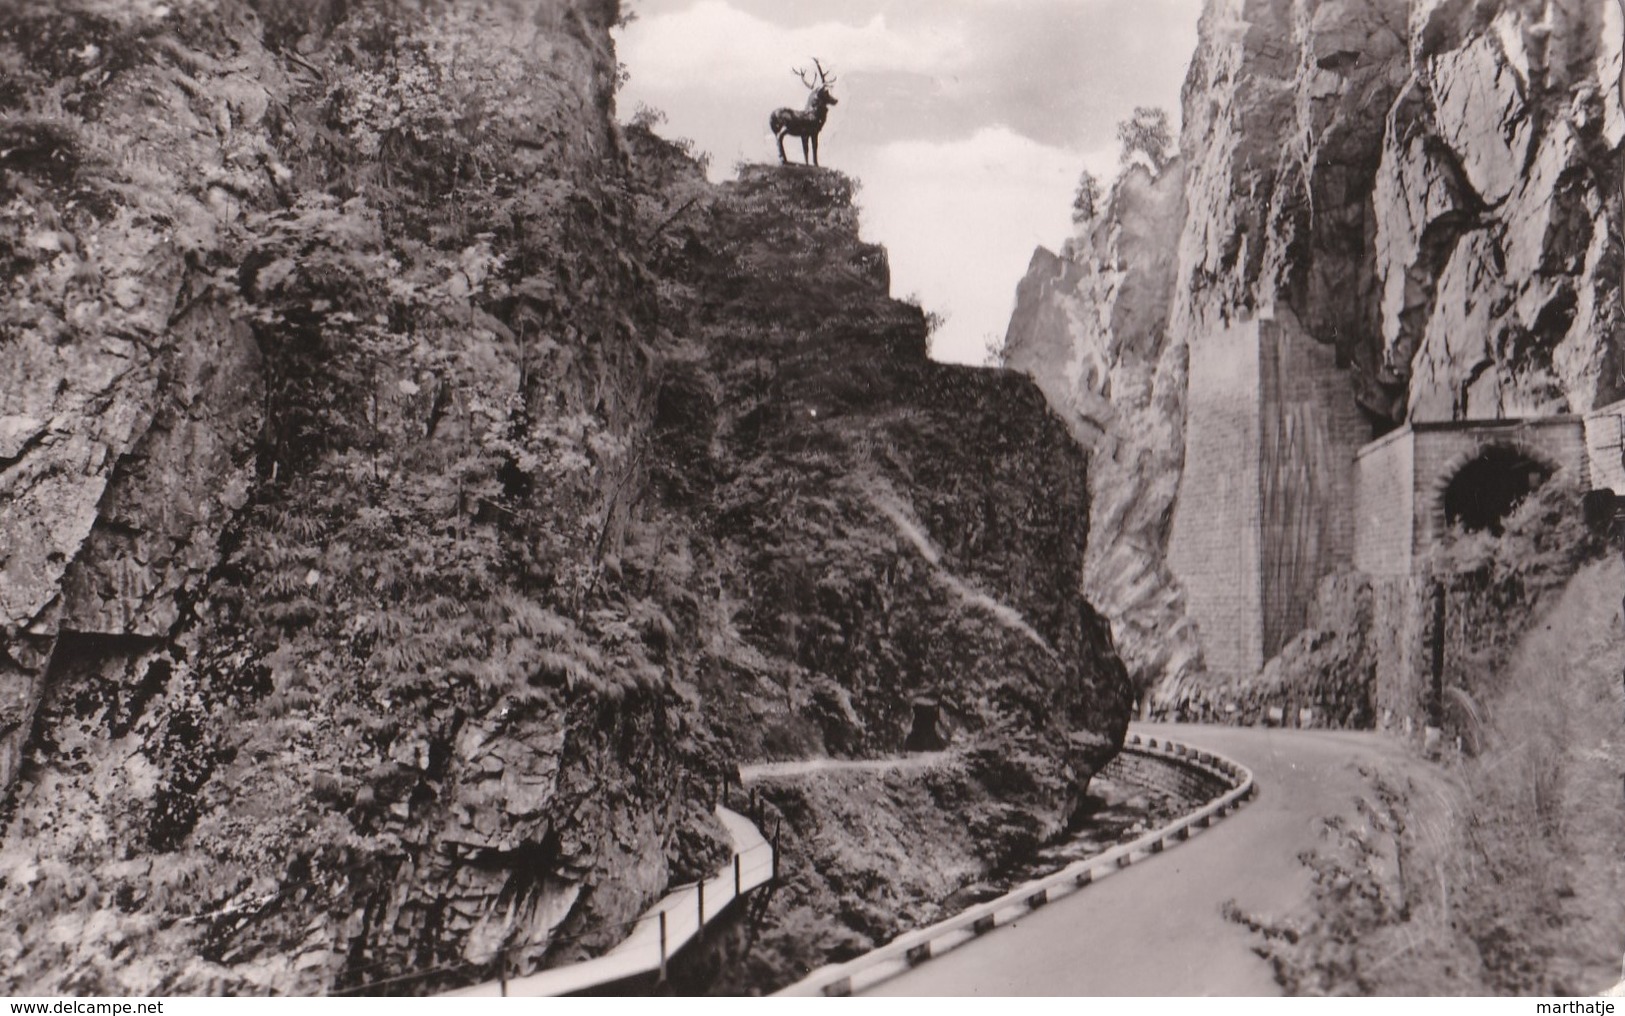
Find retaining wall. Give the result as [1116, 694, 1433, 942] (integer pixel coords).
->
[1355, 418, 1591, 576]
[1169, 321, 1265, 678]
[1100, 747, 1230, 803]
[1169, 314, 1365, 678]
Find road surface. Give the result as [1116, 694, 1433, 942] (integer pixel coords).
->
[865, 723, 1437, 996]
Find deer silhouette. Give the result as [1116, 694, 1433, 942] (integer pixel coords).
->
[770, 59, 838, 166]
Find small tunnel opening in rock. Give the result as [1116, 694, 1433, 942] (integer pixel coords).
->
[1443, 446, 1552, 535]
[904, 700, 947, 752]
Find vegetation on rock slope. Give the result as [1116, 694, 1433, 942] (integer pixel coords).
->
[1233, 552, 1625, 996]
[622, 127, 1133, 993]
[2, 0, 729, 994]
[0, 0, 1130, 995]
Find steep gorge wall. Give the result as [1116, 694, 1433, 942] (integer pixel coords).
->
[1381, 0, 1625, 422]
[1008, 0, 1625, 698]
[1, 0, 692, 994]
[0, 0, 1129, 995]
[1004, 165, 1204, 691]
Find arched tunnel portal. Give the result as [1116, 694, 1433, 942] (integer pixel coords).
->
[1439, 444, 1554, 535]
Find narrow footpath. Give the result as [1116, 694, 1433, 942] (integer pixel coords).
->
[865, 724, 1440, 996]
[739, 752, 949, 783]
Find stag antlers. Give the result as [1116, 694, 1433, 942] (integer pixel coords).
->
[793, 58, 837, 91]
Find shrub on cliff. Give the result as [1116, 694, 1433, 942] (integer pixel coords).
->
[1424, 476, 1605, 709]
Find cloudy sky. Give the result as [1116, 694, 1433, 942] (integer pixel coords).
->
[615, 0, 1203, 364]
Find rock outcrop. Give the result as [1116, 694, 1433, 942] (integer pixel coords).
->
[682, 164, 1129, 773]
[1006, 0, 1623, 702]
[618, 141, 1134, 992]
[1003, 165, 1204, 691]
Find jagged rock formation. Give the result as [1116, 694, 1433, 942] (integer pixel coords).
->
[1003, 165, 1204, 691]
[2, 0, 699, 994]
[627, 141, 1132, 991]
[636, 159, 1129, 772]
[1006, 0, 1623, 702]
[0, 0, 1129, 995]
[1378, 0, 1624, 421]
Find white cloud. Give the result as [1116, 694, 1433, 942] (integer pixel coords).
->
[618, 1, 969, 91]
[848, 127, 1117, 365]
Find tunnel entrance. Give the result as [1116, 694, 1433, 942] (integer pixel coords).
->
[1442, 446, 1552, 535]
[903, 700, 947, 752]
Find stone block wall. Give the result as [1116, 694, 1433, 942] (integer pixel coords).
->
[1356, 417, 1592, 577]
[1359, 419, 1595, 732]
[1098, 748, 1229, 805]
[1584, 400, 1625, 495]
[1258, 315, 1370, 658]
[1355, 429, 1417, 576]
[1409, 419, 1587, 553]
[1168, 321, 1265, 679]
[1169, 315, 1367, 678]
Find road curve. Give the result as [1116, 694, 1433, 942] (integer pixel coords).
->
[865, 723, 1434, 996]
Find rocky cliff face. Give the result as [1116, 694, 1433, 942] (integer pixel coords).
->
[1006, 0, 1624, 696]
[0, 0, 1129, 995]
[1378, 0, 1624, 421]
[647, 162, 1129, 773]
[627, 142, 1133, 991]
[1003, 165, 1204, 691]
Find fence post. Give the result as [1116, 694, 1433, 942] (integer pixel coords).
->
[658, 910, 668, 984]
[734, 852, 742, 895]
[771, 823, 781, 882]
[697, 878, 706, 941]
[499, 947, 508, 997]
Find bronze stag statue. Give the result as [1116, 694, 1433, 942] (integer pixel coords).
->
[770, 59, 838, 166]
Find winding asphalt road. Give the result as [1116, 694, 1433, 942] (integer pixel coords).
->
[864, 723, 1442, 996]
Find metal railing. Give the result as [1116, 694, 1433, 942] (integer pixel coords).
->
[437, 805, 776, 997]
[774, 732, 1256, 997]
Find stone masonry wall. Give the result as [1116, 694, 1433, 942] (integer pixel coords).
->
[1355, 428, 1417, 576]
[1169, 314, 1368, 678]
[1169, 321, 1264, 679]
[1099, 748, 1230, 805]
[1357, 418, 1593, 577]
[1409, 420, 1588, 554]
[1258, 314, 1371, 658]
[1584, 401, 1625, 495]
